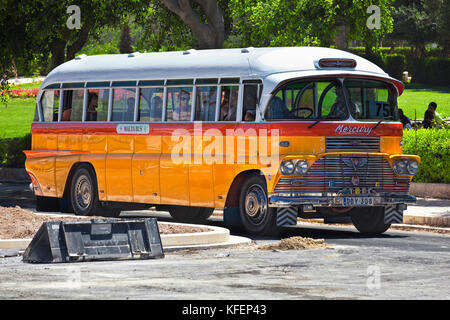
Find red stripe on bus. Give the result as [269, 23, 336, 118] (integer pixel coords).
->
[30, 122, 403, 137]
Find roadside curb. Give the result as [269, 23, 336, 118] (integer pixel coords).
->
[403, 215, 450, 228]
[0, 221, 252, 252]
[410, 182, 450, 200]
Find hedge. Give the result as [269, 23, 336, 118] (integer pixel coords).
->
[0, 134, 31, 168]
[402, 128, 450, 183]
[349, 47, 450, 86]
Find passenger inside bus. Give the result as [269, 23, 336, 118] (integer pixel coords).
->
[269, 96, 288, 119]
[173, 90, 191, 121]
[62, 107, 71, 121]
[220, 95, 230, 121]
[244, 110, 256, 121]
[150, 96, 163, 120]
[127, 97, 135, 121]
[243, 85, 257, 121]
[86, 92, 98, 121]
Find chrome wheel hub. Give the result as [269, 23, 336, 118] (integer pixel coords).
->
[75, 175, 92, 209]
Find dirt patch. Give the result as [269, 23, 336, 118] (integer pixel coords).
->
[258, 236, 328, 251]
[0, 205, 209, 239]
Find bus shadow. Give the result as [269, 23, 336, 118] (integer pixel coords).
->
[123, 211, 408, 242]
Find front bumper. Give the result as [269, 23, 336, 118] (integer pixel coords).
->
[268, 193, 416, 208]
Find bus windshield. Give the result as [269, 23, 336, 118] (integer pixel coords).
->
[344, 79, 398, 121]
[265, 80, 348, 121]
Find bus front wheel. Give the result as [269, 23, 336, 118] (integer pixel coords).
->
[239, 175, 278, 236]
[350, 207, 391, 235]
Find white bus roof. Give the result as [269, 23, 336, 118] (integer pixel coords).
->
[40, 46, 402, 94]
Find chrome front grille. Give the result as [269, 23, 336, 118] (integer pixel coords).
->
[274, 155, 410, 195]
[326, 136, 380, 152]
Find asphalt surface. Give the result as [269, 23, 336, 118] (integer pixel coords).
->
[0, 224, 449, 300]
[0, 182, 449, 300]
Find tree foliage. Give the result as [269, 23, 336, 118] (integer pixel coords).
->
[388, 0, 449, 57]
[0, 0, 150, 71]
[229, 0, 394, 51]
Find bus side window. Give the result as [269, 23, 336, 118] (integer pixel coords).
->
[139, 87, 163, 121]
[112, 88, 136, 122]
[219, 86, 238, 121]
[195, 86, 217, 121]
[242, 85, 258, 122]
[61, 90, 83, 121]
[86, 89, 109, 121]
[41, 90, 59, 122]
[166, 87, 192, 121]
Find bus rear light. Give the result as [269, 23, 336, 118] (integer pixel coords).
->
[27, 171, 43, 196]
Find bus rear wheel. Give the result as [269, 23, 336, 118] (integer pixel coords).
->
[239, 175, 278, 236]
[70, 165, 99, 216]
[350, 207, 391, 235]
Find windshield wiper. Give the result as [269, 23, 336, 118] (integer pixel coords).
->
[372, 116, 394, 131]
[308, 120, 321, 129]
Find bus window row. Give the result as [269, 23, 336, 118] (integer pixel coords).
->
[39, 84, 261, 123]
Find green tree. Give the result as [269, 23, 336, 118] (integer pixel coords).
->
[229, 0, 335, 47]
[0, 0, 150, 71]
[388, 0, 448, 57]
[229, 0, 394, 51]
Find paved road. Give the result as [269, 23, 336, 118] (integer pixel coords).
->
[0, 183, 449, 300]
[1, 216, 449, 300]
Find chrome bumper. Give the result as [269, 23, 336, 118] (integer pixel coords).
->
[268, 193, 417, 208]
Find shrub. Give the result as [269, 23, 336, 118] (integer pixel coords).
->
[385, 53, 406, 80]
[402, 128, 450, 183]
[0, 134, 31, 168]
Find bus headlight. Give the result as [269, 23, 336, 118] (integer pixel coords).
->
[394, 159, 407, 174]
[394, 159, 419, 175]
[294, 160, 309, 175]
[407, 160, 419, 175]
[280, 160, 295, 175]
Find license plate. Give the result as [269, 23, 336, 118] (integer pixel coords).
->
[343, 197, 374, 206]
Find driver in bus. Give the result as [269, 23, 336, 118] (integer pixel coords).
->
[326, 88, 347, 119]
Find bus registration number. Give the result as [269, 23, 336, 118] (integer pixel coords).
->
[343, 197, 374, 206]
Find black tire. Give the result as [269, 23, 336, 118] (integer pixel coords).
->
[350, 207, 391, 235]
[168, 206, 213, 222]
[70, 165, 100, 216]
[196, 207, 214, 221]
[238, 175, 278, 235]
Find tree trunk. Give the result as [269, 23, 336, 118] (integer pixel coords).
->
[159, 0, 225, 49]
[66, 21, 94, 61]
[50, 38, 67, 69]
[334, 13, 349, 51]
[119, 25, 133, 54]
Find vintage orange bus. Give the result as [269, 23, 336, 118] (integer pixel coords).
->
[25, 47, 420, 235]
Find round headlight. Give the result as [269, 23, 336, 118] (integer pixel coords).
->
[280, 160, 295, 175]
[294, 160, 308, 175]
[407, 160, 419, 175]
[394, 159, 407, 174]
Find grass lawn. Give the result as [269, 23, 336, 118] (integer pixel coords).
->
[398, 83, 450, 120]
[0, 98, 36, 139]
